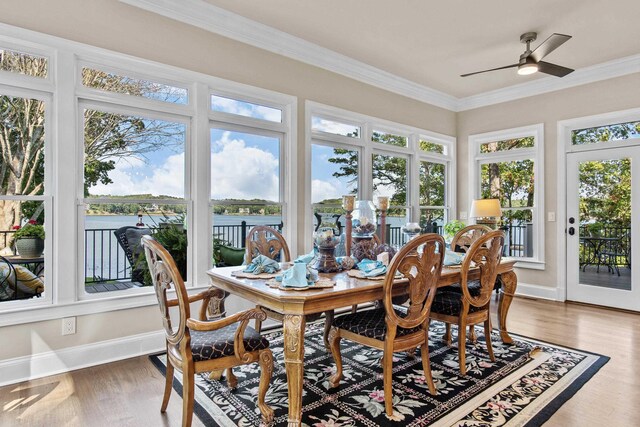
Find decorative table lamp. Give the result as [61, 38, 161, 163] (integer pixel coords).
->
[470, 199, 502, 229]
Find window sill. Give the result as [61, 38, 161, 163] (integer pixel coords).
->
[503, 257, 546, 270]
[0, 283, 212, 327]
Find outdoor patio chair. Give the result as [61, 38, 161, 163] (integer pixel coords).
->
[0, 256, 44, 301]
[113, 226, 151, 284]
[141, 236, 274, 427]
[328, 233, 445, 416]
[430, 230, 505, 375]
[599, 232, 631, 276]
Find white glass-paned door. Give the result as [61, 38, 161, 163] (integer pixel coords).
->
[566, 146, 639, 310]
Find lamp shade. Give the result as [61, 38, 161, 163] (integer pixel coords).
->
[470, 199, 502, 218]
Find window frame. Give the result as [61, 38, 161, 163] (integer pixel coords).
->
[77, 99, 192, 300]
[305, 101, 456, 250]
[0, 25, 296, 326]
[0, 57, 54, 310]
[469, 124, 545, 269]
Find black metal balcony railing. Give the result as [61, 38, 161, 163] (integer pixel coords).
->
[578, 225, 631, 268]
[2, 222, 630, 286]
[84, 221, 283, 283]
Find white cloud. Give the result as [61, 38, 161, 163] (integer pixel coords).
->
[373, 180, 398, 199]
[88, 153, 184, 198]
[312, 117, 358, 136]
[211, 96, 281, 122]
[311, 178, 356, 204]
[312, 180, 338, 204]
[211, 132, 279, 201]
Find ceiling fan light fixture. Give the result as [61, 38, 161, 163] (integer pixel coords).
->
[517, 61, 538, 75]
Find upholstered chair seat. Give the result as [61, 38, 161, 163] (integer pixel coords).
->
[190, 325, 269, 362]
[431, 291, 485, 316]
[332, 307, 421, 341]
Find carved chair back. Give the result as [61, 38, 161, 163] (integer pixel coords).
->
[382, 233, 445, 331]
[141, 235, 190, 349]
[459, 230, 505, 308]
[245, 226, 291, 263]
[451, 224, 492, 253]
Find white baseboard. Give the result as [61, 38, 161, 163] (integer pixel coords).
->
[515, 282, 561, 301]
[0, 330, 165, 387]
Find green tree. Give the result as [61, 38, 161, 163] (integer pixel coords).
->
[572, 121, 637, 226]
[327, 135, 448, 224]
[479, 137, 535, 225]
[0, 52, 182, 231]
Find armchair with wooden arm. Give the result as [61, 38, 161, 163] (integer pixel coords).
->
[141, 236, 274, 427]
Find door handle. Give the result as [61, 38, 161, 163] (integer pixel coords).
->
[568, 227, 575, 235]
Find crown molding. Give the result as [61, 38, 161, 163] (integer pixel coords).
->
[122, 0, 640, 113]
[457, 53, 640, 111]
[120, 0, 458, 111]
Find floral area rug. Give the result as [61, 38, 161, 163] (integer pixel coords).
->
[149, 322, 608, 426]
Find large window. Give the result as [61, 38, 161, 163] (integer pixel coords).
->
[470, 124, 544, 266]
[0, 32, 294, 322]
[307, 102, 455, 248]
[82, 105, 188, 293]
[0, 51, 51, 306]
[210, 127, 284, 250]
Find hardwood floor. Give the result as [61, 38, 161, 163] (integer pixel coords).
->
[1, 296, 638, 426]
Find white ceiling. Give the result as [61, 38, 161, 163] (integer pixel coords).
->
[203, 0, 640, 99]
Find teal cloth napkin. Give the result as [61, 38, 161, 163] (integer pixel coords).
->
[243, 254, 281, 274]
[444, 250, 465, 266]
[276, 262, 318, 288]
[356, 259, 388, 277]
[294, 250, 316, 264]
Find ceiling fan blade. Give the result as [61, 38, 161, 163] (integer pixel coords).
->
[537, 61, 574, 77]
[530, 33, 572, 62]
[460, 63, 518, 77]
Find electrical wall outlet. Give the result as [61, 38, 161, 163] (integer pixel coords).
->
[548, 212, 556, 222]
[460, 211, 467, 220]
[62, 317, 76, 335]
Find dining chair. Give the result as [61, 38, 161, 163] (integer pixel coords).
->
[450, 224, 492, 253]
[328, 233, 445, 417]
[141, 236, 274, 427]
[445, 224, 498, 342]
[246, 226, 337, 347]
[245, 225, 291, 264]
[429, 230, 504, 375]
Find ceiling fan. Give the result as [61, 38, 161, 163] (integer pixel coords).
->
[461, 32, 574, 78]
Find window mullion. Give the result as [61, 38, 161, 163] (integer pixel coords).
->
[192, 82, 210, 287]
[56, 49, 79, 304]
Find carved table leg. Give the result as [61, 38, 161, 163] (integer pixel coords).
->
[323, 310, 334, 350]
[284, 314, 306, 427]
[498, 271, 517, 344]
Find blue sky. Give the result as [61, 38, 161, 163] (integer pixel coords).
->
[87, 107, 361, 203]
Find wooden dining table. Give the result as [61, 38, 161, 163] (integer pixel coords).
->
[206, 260, 518, 427]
